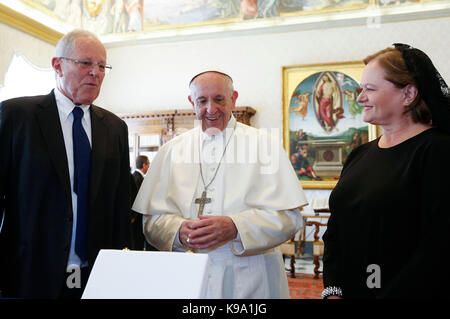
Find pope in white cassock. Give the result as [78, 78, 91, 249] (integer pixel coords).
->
[132, 71, 308, 298]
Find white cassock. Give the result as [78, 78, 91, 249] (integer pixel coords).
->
[132, 116, 307, 298]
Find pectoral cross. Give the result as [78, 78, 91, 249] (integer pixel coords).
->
[195, 190, 211, 215]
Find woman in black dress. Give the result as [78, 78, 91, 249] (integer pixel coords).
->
[322, 44, 450, 299]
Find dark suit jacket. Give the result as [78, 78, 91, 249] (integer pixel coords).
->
[130, 171, 145, 250]
[0, 90, 130, 298]
[132, 171, 144, 190]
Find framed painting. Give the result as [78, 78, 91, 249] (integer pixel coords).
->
[282, 61, 379, 189]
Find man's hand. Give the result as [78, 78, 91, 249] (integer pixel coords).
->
[180, 216, 238, 250]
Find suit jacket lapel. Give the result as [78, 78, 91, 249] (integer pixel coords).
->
[89, 104, 106, 205]
[36, 90, 72, 201]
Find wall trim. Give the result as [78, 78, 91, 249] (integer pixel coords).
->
[0, 3, 62, 45]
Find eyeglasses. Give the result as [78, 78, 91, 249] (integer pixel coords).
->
[59, 57, 112, 74]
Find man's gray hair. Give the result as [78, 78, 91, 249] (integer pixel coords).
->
[55, 29, 101, 57]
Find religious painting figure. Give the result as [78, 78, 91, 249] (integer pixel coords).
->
[344, 87, 363, 118]
[240, 0, 258, 19]
[258, 0, 280, 18]
[67, 0, 83, 26]
[111, 0, 128, 33]
[343, 131, 363, 162]
[313, 72, 344, 133]
[291, 144, 320, 180]
[291, 91, 311, 119]
[126, 0, 143, 31]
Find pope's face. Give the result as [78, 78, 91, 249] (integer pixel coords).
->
[188, 72, 238, 134]
[52, 36, 106, 105]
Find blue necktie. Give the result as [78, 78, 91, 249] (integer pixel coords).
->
[72, 106, 91, 263]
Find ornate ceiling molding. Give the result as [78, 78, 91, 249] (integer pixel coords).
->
[1, 1, 449, 47]
[0, 3, 62, 45]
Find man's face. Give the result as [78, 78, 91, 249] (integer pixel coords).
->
[52, 36, 107, 105]
[188, 72, 238, 133]
[142, 160, 150, 174]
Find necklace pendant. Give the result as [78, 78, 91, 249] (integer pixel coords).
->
[195, 190, 212, 216]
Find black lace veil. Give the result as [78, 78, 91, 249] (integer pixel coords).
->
[394, 43, 450, 133]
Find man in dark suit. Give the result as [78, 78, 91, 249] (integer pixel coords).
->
[133, 155, 149, 189]
[0, 29, 130, 298]
[129, 155, 149, 250]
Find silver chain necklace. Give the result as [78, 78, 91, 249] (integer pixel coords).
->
[195, 120, 237, 215]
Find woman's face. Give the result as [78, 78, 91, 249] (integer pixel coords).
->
[357, 60, 407, 126]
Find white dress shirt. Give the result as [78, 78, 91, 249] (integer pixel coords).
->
[54, 88, 92, 269]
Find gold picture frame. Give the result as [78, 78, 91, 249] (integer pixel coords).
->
[282, 61, 379, 189]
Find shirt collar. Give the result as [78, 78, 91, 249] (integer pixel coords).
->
[200, 114, 237, 143]
[136, 169, 145, 177]
[54, 87, 90, 121]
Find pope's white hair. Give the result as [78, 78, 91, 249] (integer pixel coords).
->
[189, 71, 235, 96]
